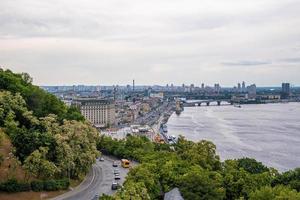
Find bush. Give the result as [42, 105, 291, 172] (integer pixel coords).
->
[56, 179, 70, 190]
[31, 180, 44, 192]
[0, 179, 31, 192]
[44, 179, 70, 191]
[18, 182, 31, 192]
[0, 179, 70, 192]
[44, 180, 59, 191]
[0, 153, 4, 166]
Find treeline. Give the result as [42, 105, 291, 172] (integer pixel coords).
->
[0, 179, 69, 193]
[0, 69, 84, 121]
[0, 69, 99, 191]
[97, 135, 300, 200]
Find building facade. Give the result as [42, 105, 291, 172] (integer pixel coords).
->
[72, 98, 115, 128]
[247, 84, 257, 99]
[281, 83, 290, 99]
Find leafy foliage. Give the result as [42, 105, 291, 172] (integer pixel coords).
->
[97, 135, 300, 200]
[0, 179, 31, 193]
[0, 178, 70, 192]
[23, 147, 58, 179]
[249, 185, 300, 200]
[272, 168, 300, 192]
[178, 168, 225, 200]
[236, 158, 269, 174]
[0, 69, 99, 184]
[0, 68, 82, 120]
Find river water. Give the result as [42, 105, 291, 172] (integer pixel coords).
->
[167, 103, 300, 171]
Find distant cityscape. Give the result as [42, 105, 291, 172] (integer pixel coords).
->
[42, 81, 300, 99]
[41, 81, 300, 138]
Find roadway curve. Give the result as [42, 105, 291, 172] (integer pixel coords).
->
[51, 156, 130, 200]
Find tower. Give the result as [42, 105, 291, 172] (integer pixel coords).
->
[242, 81, 246, 92]
[133, 79, 135, 92]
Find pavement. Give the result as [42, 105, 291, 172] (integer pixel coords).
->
[51, 156, 131, 200]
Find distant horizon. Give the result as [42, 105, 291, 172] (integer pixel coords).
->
[40, 84, 300, 88]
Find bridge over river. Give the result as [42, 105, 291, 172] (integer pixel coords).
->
[182, 99, 233, 107]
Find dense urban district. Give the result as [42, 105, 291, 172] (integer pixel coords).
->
[0, 68, 300, 200]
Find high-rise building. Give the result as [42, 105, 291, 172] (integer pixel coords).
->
[242, 81, 246, 92]
[214, 83, 220, 93]
[190, 84, 195, 92]
[247, 84, 256, 99]
[126, 84, 131, 92]
[237, 83, 241, 92]
[281, 83, 290, 99]
[201, 83, 205, 90]
[72, 98, 115, 129]
[133, 79, 135, 92]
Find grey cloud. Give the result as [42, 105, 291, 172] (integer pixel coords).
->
[221, 60, 272, 66]
[281, 58, 300, 63]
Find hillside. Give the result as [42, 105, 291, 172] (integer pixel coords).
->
[0, 69, 99, 196]
[0, 129, 26, 181]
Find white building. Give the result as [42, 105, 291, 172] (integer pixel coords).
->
[150, 92, 164, 99]
[247, 84, 257, 99]
[72, 98, 115, 128]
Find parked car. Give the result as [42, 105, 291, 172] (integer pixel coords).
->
[114, 174, 121, 180]
[114, 169, 120, 175]
[99, 157, 104, 161]
[112, 161, 118, 167]
[111, 182, 120, 190]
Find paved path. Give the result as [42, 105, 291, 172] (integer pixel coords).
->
[51, 156, 130, 200]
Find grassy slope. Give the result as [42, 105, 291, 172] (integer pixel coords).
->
[0, 129, 26, 181]
[0, 129, 75, 200]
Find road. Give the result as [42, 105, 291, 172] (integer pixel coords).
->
[51, 156, 131, 200]
[134, 102, 171, 126]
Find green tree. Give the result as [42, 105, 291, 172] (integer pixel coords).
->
[56, 120, 99, 178]
[23, 147, 58, 179]
[222, 159, 273, 199]
[126, 164, 161, 199]
[272, 168, 300, 192]
[237, 158, 269, 174]
[0, 69, 83, 120]
[175, 136, 221, 170]
[249, 185, 300, 200]
[178, 167, 225, 200]
[116, 180, 151, 200]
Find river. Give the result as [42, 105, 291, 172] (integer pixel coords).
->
[167, 103, 300, 171]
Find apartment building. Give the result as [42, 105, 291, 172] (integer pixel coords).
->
[72, 98, 115, 128]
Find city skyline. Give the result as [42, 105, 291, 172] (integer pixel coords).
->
[40, 82, 298, 88]
[1, 0, 300, 86]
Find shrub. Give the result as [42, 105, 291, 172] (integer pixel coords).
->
[44, 180, 59, 191]
[18, 182, 31, 192]
[0, 179, 31, 192]
[56, 179, 70, 190]
[31, 180, 44, 192]
[0, 153, 4, 166]
[43, 179, 70, 191]
[0, 179, 71, 192]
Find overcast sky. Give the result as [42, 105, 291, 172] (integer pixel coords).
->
[1, 0, 300, 86]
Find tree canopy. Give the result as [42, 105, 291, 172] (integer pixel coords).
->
[98, 135, 300, 200]
[0, 69, 98, 181]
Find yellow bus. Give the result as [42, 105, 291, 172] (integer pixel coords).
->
[121, 159, 130, 168]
